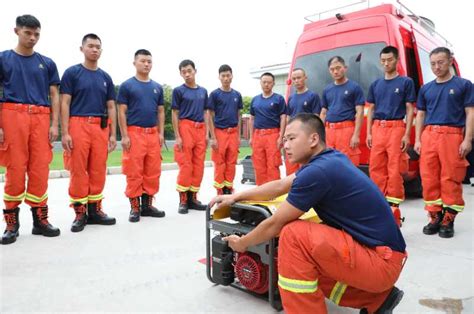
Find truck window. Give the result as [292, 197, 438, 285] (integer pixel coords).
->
[293, 42, 386, 96]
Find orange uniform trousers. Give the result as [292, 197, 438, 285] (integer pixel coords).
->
[64, 117, 109, 204]
[369, 120, 408, 205]
[251, 128, 282, 185]
[278, 221, 406, 314]
[211, 127, 239, 190]
[174, 119, 206, 192]
[420, 125, 468, 213]
[122, 126, 162, 198]
[284, 152, 300, 176]
[325, 121, 361, 166]
[1, 103, 52, 209]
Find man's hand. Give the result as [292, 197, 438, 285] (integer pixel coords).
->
[350, 134, 360, 149]
[401, 135, 410, 152]
[0, 128, 4, 144]
[223, 234, 247, 253]
[62, 134, 73, 152]
[175, 137, 183, 151]
[209, 194, 236, 210]
[210, 138, 218, 150]
[277, 137, 283, 149]
[414, 140, 421, 155]
[159, 134, 165, 147]
[459, 139, 472, 158]
[121, 135, 131, 152]
[108, 136, 117, 152]
[49, 126, 58, 143]
[366, 134, 372, 149]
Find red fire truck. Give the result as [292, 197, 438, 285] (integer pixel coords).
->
[287, 1, 460, 195]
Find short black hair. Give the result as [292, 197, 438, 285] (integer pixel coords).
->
[16, 15, 41, 29]
[327, 56, 345, 67]
[82, 33, 101, 45]
[380, 46, 399, 59]
[288, 113, 326, 144]
[219, 64, 232, 74]
[292, 67, 306, 75]
[135, 49, 152, 58]
[430, 47, 453, 58]
[179, 59, 195, 71]
[260, 72, 275, 81]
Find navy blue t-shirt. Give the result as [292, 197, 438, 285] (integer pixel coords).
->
[367, 76, 416, 120]
[321, 80, 365, 123]
[208, 88, 243, 128]
[60, 64, 115, 116]
[287, 90, 321, 118]
[286, 149, 406, 252]
[0, 50, 60, 106]
[417, 76, 474, 127]
[250, 93, 287, 129]
[117, 77, 164, 128]
[171, 84, 209, 122]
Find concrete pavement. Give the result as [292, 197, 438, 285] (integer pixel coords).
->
[0, 166, 473, 313]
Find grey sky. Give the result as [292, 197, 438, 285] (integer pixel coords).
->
[1, 0, 472, 96]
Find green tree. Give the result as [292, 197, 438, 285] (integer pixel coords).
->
[242, 96, 252, 114]
[163, 84, 174, 139]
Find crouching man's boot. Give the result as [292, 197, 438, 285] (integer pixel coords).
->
[87, 200, 116, 225]
[129, 197, 141, 223]
[178, 192, 189, 214]
[31, 206, 60, 237]
[360, 286, 404, 313]
[422, 210, 443, 235]
[2, 207, 20, 245]
[71, 203, 87, 232]
[187, 191, 207, 211]
[141, 194, 165, 218]
[439, 208, 457, 238]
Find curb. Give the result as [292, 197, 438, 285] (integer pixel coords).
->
[0, 160, 220, 183]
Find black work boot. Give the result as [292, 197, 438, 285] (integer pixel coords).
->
[187, 191, 207, 211]
[422, 210, 443, 235]
[141, 194, 165, 218]
[2, 207, 20, 245]
[71, 203, 88, 232]
[360, 286, 404, 314]
[178, 192, 189, 214]
[223, 187, 234, 195]
[439, 208, 457, 238]
[87, 201, 116, 225]
[129, 197, 141, 223]
[31, 206, 61, 237]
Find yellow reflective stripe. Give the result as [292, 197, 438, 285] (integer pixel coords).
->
[223, 181, 233, 187]
[25, 193, 48, 203]
[424, 199, 442, 205]
[190, 186, 200, 192]
[3, 192, 26, 201]
[443, 204, 464, 212]
[176, 184, 189, 192]
[70, 197, 88, 204]
[213, 181, 225, 188]
[329, 281, 348, 305]
[386, 196, 403, 205]
[278, 274, 318, 293]
[88, 194, 103, 201]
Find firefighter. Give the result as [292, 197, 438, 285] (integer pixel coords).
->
[320, 56, 365, 166]
[211, 113, 406, 313]
[208, 64, 243, 195]
[366, 46, 416, 227]
[60, 33, 117, 232]
[172, 59, 209, 214]
[285, 68, 321, 175]
[415, 47, 474, 238]
[117, 49, 166, 222]
[249, 72, 287, 185]
[0, 15, 61, 245]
